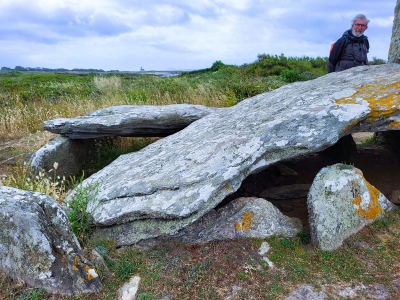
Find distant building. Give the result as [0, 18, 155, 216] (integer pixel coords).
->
[140, 67, 145, 71]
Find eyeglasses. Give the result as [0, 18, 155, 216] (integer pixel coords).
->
[354, 23, 367, 28]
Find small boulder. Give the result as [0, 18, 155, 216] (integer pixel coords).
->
[0, 186, 102, 295]
[307, 163, 397, 251]
[133, 197, 303, 247]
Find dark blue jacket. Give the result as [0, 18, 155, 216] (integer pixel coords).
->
[328, 30, 369, 73]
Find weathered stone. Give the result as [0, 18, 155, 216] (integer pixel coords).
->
[129, 197, 303, 247]
[258, 242, 271, 255]
[388, 0, 400, 63]
[0, 186, 102, 295]
[118, 276, 141, 300]
[307, 163, 397, 251]
[29, 135, 95, 177]
[259, 184, 311, 199]
[44, 104, 221, 139]
[64, 64, 400, 246]
[285, 285, 326, 300]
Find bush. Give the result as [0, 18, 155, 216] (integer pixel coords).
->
[280, 69, 301, 83]
[211, 60, 225, 72]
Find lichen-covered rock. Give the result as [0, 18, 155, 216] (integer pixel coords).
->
[131, 197, 303, 247]
[0, 186, 102, 295]
[44, 104, 221, 139]
[30, 135, 95, 178]
[308, 163, 398, 251]
[65, 64, 400, 246]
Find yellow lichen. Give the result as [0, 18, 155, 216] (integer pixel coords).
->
[72, 265, 78, 271]
[225, 185, 230, 190]
[352, 173, 383, 220]
[81, 278, 85, 282]
[235, 212, 253, 232]
[343, 118, 362, 132]
[335, 81, 400, 122]
[74, 256, 81, 266]
[389, 120, 400, 129]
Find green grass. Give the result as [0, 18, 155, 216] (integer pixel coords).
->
[360, 133, 378, 146]
[65, 178, 98, 246]
[0, 54, 334, 140]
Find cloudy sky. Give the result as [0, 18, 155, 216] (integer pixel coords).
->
[0, 0, 396, 71]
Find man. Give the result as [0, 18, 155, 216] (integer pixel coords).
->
[328, 14, 369, 73]
[322, 14, 370, 163]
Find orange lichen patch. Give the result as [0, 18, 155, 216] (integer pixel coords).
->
[225, 185, 230, 190]
[72, 265, 78, 271]
[335, 81, 400, 122]
[352, 173, 383, 220]
[389, 120, 400, 129]
[235, 211, 253, 232]
[74, 256, 81, 266]
[81, 278, 85, 282]
[87, 272, 94, 281]
[355, 169, 363, 177]
[343, 118, 362, 133]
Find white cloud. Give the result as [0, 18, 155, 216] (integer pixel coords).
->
[0, 0, 397, 70]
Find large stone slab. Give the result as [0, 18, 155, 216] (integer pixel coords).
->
[0, 186, 102, 295]
[64, 64, 400, 246]
[307, 163, 397, 251]
[44, 104, 221, 139]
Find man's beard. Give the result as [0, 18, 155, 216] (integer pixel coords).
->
[352, 29, 363, 37]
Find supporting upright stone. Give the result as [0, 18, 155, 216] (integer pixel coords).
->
[307, 164, 397, 251]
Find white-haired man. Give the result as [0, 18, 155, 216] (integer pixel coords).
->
[328, 14, 369, 73]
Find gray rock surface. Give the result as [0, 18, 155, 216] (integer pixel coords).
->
[118, 276, 141, 300]
[0, 186, 102, 295]
[30, 135, 95, 177]
[285, 285, 326, 300]
[44, 104, 221, 139]
[131, 197, 303, 247]
[64, 64, 400, 246]
[307, 163, 397, 251]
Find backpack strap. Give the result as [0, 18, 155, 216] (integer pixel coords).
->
[364, 37, 369, 51]
[343, 35, 349, 48]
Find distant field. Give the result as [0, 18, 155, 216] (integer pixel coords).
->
[0, 54, 334, 139]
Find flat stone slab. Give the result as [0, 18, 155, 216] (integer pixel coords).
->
[64, 64, 400, 246]
[44, 104, 221, 138]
